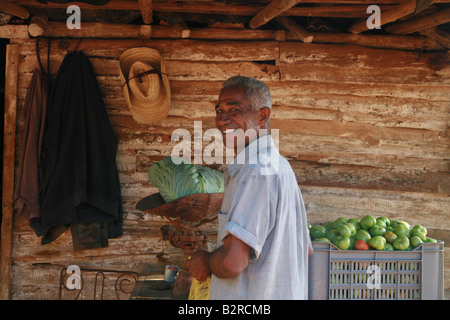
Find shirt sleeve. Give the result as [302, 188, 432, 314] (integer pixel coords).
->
[224, 167, 276, 261]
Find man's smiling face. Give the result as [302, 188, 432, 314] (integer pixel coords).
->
[215, 86, 269, 153]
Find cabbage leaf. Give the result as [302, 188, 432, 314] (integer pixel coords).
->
[148, 157, 224, 203]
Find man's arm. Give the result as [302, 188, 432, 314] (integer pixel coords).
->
[186, 234, 250, 281]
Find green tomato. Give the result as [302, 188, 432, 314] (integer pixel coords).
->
[383, 243, 394, 251]
[348, 236, 356, 250]
[347, 218, 361, 230]
[332, 218, 348, 229]
[384, 231, 397, 244]
[398, 221, 410, 229]
[310, 225, 327, 239]
[368, 236, 386, 250]
[369, 225, 386, 237]
[338, 224, 352, 237]
[411, 225, 427, 241]
[394, 224, 410, 237]
[377, 217, 390, 226]
[323, 221, 334, 231]
[423, 237, 437, 244]
[333, 235, 351, 250]
[307, 223, 312, 230]
[375, 218, 387, 228]
[326, 229, 340, 243]
[390, 220, 399, 229]
[360, 215, 377, 229]
[393, 235, 410, 250]
[410, 235, 423, 248]
[345, 223, 357, 236]
[355, 229, 371, 242]
[314, 237, 331, 243]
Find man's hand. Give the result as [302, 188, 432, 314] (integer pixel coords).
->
[186, 250, 211, 282]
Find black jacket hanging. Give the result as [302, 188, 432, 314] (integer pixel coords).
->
[31, 51, 123, 248]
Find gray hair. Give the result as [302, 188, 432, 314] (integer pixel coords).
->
[220, 76, 272, 112]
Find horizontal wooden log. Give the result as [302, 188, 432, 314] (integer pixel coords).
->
[420, 27, 450, 49]
[0, 25, 29, 39]
[8, 23, 445, 51]
[302, 186, 450, 229]
[291, 160, 450, 193]
[13, 38, 280, 62]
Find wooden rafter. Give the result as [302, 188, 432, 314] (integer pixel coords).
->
[138, 0, 153, 25]
[385, 7, 450, 34]
[0, 0, 30, 19]
[277, 16, 313, 43]
[249, 0, 301, 29]
[348, 0, 417, 34]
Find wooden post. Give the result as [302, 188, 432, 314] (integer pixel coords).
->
[249, 0, 301, 29]
[138, 0, 153, 25]
[0, 44, 19, 301]
[385, 7, 450, 34]
[277, 16, 313, 43]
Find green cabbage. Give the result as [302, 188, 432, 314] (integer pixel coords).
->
[148, 157, 224, 203]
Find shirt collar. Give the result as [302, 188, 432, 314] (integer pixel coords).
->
[227, 134, 275, 178]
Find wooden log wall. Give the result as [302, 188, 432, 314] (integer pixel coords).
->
[7, 36, 450, 299]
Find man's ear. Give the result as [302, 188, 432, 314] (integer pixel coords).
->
[258, 107, 271, 128]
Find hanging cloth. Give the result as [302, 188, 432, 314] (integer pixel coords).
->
[31, 50, 123, 248]
[14, 39, 51, 220]
[13, 68, 49, 220]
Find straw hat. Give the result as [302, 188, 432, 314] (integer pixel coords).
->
[119, 47, 171, 123]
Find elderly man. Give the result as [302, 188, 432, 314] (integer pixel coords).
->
[186, 76, 312, 300]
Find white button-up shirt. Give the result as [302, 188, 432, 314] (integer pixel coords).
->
[210, 134, 310, 300]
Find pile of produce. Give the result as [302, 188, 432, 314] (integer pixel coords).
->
[308, 215, 438, 251]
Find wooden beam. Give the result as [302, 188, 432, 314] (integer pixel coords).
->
[249, 0, 301, 29]
[28, 22, 152, 39]
[419, 26, 450, 48]
[309, 31, 445, 50]
[28, 14, 48, 38]
[348, 0, 417, 34]
[138, 0, 153, 25]
[0, 25, 28, 39]
[277, 16, 313, 43]
[0, 43, 19, 300]
[15, 21, 445, 51]
[385, 7, 450, 34]
[0, 0, 30, 19]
